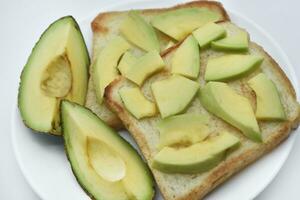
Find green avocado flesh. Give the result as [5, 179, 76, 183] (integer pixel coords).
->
[204, 54, 263, 81]
[151, 8, 221, 41]
[192, 22, 226, 48]
[157, 114, 210, 149]
[248, 73, 286, 120]
[124, 51, 165, 86]
[61, 101, 154, 200]
[119, 86, 157, 119]
[171, 35, 200, 79]
[120, 11, 160, 52]
[117, 52, 138, 76]
[199, 82, 262, 142]
[93, 36, 131, 104]
[211, 31, 249, 51]
[151, 75, 199, 118]
[18, 16, 89, 134]
[152, 131, 240, 174]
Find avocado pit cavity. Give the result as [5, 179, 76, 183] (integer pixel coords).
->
[41, 54, 72, 98]
[87, 137, 126, 182]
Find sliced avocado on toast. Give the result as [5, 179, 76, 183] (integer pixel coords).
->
[85, 0, 230, 129]
[120, 11, 160, 52]
[152, 131, 240, 173]
[211, 30, 249, 51]
[123, 51, 165, 86]
[157, 114, 210, 149]
[105, 20, 300, 200]
[18, 16, 89, 135]
[171, 35, 200, 79]
[248, 73, 286, 120]
[192, 22, 226, 48]
[151, 75, 199, 118]
[119, 86, 157, 119]
[204, 54, 263, 81]
[151, 8, 222, 41]
[199, 81, 262, 142]
[92, 36, 131, 104]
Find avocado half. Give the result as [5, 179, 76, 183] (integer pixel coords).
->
[18, 16, 89, 135]
[61, 100, 154, 200]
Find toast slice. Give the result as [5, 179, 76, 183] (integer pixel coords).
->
[105, 22, 300, 200]
[85, 1, 230, 129]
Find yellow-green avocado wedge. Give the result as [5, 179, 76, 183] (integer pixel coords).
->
[204, 54, 263, 81]
[199, 82, 262, 142]
[248, 73, 286, 120]
[211, 30, 249, 51]
[151, 75, 199, 118]
[117, 52, 138, 76]
[152, 131, 240, 174]
[120, 11, 160, 52]
[151, 8, 222, 41]
[171, 35, 200, 79]
[61, 100, 154, 200]
[18, 16, 89, 135]
[157, 114, 210, 149]
[93, 36, 131, 104]
[124, 51, 165, 86]
[192, 22, 226, 48]
[119, 86, 157, 119]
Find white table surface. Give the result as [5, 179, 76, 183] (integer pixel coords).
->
[1, 0, 299, 199]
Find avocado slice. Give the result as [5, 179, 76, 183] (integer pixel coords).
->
[248, 73, 286, 120]
[124, 51, 165, 86]
[93, 36, 131, 104]
[211, 31, 249, 51]
[119, 86, 157, 119]
[18, 16, 89, 135]
[61, 100, 154, 200]
[151, 8, 221, 41]
[120, 11, 160, 52]
[192, 22, 226, 48]
[199, 82, 262, 142]
[152, 131, 240, 174]
[117, 52, 138, 76]
[151, 75, 199, 118]
[171, 35, 200, 79]
[157, 114, 210, 149]
[204, 55, 263, 81]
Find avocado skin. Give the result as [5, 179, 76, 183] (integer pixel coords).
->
[18, 16, 90, 135]
[60, 100, 155, 200]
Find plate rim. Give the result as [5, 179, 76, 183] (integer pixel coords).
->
[11, 0, 299, 200]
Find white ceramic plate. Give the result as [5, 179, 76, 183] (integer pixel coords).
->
[11, 1, 299, 200]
